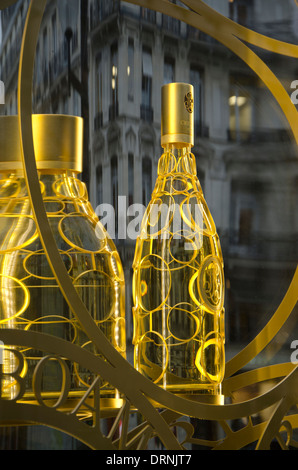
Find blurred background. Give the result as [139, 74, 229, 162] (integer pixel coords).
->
[0, 0, 298, 449]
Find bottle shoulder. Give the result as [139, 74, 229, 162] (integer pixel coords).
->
[153, 172, 203, 199]
[157, 149, 197, 177]
[0, 173, 125, 281]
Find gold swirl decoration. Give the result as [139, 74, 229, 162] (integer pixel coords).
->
[0, 0, 297, 450]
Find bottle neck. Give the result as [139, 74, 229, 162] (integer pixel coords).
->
[158, 143, 196, 176]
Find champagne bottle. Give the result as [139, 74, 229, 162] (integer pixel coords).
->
[132, 83, 225, 396]
[0, 115, 126, 406]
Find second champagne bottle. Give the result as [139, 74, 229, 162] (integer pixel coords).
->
[132, 82, 225, 397]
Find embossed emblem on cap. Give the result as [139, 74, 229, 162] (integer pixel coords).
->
[184, 92, 194, 113]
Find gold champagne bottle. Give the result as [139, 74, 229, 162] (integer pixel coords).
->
[0, 115, 126, 406]
[132, 83, 225, 396]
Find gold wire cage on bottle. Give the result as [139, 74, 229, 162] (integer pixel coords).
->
[0, 114, 126, 408]
[133, 83, 225, 396]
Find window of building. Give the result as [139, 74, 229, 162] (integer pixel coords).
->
[95, 53, 103, 121]
[238, 208, 254, 245]
[73, 90, 80, 116]
[7, 38, 10, 70]
[128, 153, 134, 206]
[63, 33, 68, 64]
[52, 11, 57, 56]
[229, 75, 255, 142]
[229, 300, 262, 342]
[16, 10, 21, 43]
[229, 0, 254, 27]
[42, 28, 48, 79]
[50, 12, 57, 80]
[229, 87, 251, 141]
[190, 66, 204, 136]
[35, 42, 41, 83]
[142, 157, 152, 206]
[128, 38, 134, 102]
[111, 156, 118, 234]
[62, 95, 68, 114]
[230, 180, 262, 247]
[141, 7, 156, 23]
[141, 47, 152, 109]
[96, 164, 103, 207]
[2, 46, 5, 68]
[111, 42, 118, 109]
[164, 56, 175, 85]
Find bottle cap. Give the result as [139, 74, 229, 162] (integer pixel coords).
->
[0, 114, 83, 172]
[161, 82, 194, 147]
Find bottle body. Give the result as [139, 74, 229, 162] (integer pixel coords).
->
[133, 145, 225, 395]
[0, 170, 126, 403]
